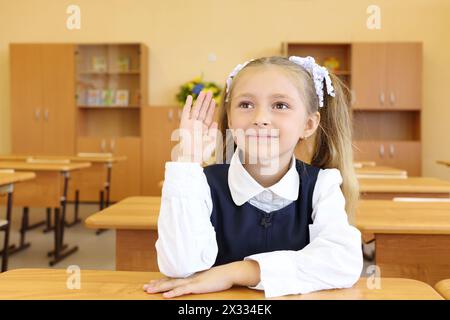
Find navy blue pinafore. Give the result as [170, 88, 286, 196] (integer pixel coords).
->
[203, 160, 320, 266]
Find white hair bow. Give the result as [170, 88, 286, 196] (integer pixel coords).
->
[225, 59, 254, 102]
[288, 56, 335, 107]
[224, 56, 335, 107]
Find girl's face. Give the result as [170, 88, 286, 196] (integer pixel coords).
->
[228, 65, 319, 164]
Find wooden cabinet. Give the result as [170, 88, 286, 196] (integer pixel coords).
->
[110, 137, 141, 201]
[354, 141, 421, 176]
[10, 44, 76, 155]
[352, 43, 422, 110]
[10, 43, 148, 204]
[284, 42, 423, 177]
[351, 43, 387, 110]
[141, 107, 181, 196]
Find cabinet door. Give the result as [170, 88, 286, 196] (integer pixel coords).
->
[110, 137, 141, 201]
[385, 141, 421, 176]
[353, 140, 391, 166]
[351, 43, 387, 110]
[10, 44, 44, 154]
[141, 107, 180, 196]
[41, 44, 76, 155]
[386, 43, 422, 110]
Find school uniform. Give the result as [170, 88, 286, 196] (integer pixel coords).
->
[156, 149, 363, 298]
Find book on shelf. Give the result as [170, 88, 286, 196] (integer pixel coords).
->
[101, 89, 115, 106]
[115, 90, 129, 106]
[117, 56, 131, 72]
[86, 89, 101, 106]
[92, 56, 107, 72]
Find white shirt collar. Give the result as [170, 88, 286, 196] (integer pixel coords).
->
[228, 149, 300, 206]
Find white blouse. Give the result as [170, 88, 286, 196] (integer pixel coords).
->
[155, 150, 363, 298]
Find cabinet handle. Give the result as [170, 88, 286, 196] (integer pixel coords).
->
[379, 92, 385, 106]
[34, 109, 41, 120]
[390, 92, 396, 105]
[110, 139, 116, 152]
[389, 144, 395, 158]
[44, 109, 49, 122]
[101, 139, 106, 152]
[379, 144, 385, 158]
[168, 109, 174, 121]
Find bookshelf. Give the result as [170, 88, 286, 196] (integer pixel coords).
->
[75, 44, 148, 138]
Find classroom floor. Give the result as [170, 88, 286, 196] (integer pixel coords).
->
[1, 204, 373, 275]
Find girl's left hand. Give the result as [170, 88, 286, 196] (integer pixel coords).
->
[143, 264, 234, 298]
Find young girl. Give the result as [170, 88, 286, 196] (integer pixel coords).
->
[144, 56, 363, 298]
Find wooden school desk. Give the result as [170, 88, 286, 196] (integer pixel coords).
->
[356, 166, 408, 179]
[0, 171, 36, 272]
[354, 161, 376, 168]
[356, 199, 450, 286]
[0, 269, 443, 300]
[0, 154, 127, 227]
[66, 154, 126, 231]
[435, 279, 450, 300]
[359, 177, 450, 200]
[85, 197, 160, 271]
[0, 161, 90, 266]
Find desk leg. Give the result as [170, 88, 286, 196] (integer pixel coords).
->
[8, 207, 31, 255]
[1, 191, 13, 272]
[105, 164, 112, 208]
[65, 190, 81, 228]
[95, 190, 108, 235]
[48, 172, 78, 266]
[96, 164, 112, 236]
[43, 208, 54, 233]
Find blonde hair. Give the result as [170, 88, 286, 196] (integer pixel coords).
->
[217, 56, 359, 223]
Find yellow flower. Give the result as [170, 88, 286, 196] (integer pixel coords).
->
[192, 76, 202, 83]
[209, 86, 219, 94]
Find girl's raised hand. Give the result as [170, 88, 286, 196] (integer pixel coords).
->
[177, 90, 218, 163]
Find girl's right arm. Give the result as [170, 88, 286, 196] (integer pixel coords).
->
[155, 91, 219, 278]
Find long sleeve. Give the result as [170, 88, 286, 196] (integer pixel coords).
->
[245, 169, 363, 298]
[155, 162, 218, 278]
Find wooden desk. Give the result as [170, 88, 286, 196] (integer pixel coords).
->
[435, 279, 450, 299]
[356, 200, 450, 286]
[0, 154, 127, 227]
[356, 166, 407, 179]
[437, 160, 450, 167]
[85, 197, 160, 271]
[0, 161, 90, 266]
[0, 269, 443, 300]
[354, 161, 376, 168]
[359, 177, 450, 199]
[0, 172, 36, 272]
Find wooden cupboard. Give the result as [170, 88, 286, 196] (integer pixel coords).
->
[353, 141, 421, 177]
[352, 43, 422, 110]
[283, 42, 422, 176]
[10, 44, 76, 155]
[10, 43, 148, 203]
[141, 107, 181, 196]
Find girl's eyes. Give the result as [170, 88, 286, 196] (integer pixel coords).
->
[238, 102, 254, 109]
[273, 102, 289, 110]
[237, 102, 290, 110]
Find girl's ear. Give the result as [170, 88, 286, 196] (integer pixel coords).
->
[303, 111, 320, 139]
